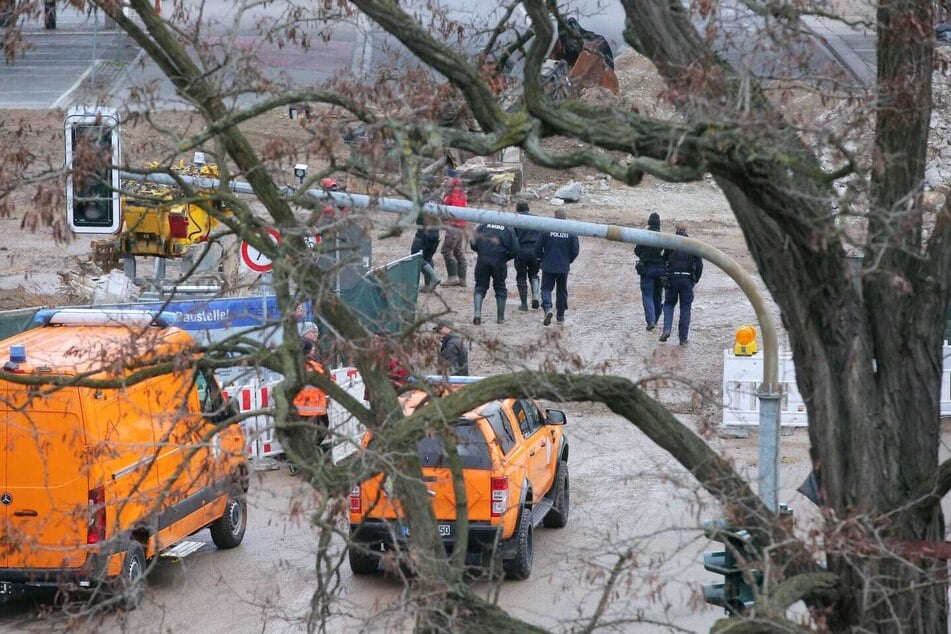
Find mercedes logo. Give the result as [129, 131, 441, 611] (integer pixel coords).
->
[0, 493, 11, 506]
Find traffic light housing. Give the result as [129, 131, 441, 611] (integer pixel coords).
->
[65, 107, 121, 234]
[701, 519, 763, 616]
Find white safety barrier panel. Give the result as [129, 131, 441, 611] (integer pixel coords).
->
[221, 367, 370, 464]
[942, 342, 950, 418]
[221, 384, 263, 460]
[328, 367, 369, 464]
[723, 342, 951, 426]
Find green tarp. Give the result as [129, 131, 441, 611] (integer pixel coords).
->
[0, 307, 43, 341]
[339, 253, 421, 334]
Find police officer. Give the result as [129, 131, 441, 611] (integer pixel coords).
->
[634, 212, 665, 331]
[513, 201, 542, 311]
[470, 218, 517, 325]
[659, 223, 703, 345]
[535, 209, 580, 326]
[411, 209, 442, 293]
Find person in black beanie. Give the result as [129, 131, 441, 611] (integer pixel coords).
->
[513, 201, 541, 310]
[411, 198, 442, 293]
[659, 223, 703, 345]
[634, 212, 665, 330]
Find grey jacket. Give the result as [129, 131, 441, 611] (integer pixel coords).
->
[439, 333, 469, 376]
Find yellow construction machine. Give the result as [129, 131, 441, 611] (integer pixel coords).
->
[119, 158, 226, 259]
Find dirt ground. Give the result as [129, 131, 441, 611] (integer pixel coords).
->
[0, 51, 779, 416]
[0, 30, 944, 631]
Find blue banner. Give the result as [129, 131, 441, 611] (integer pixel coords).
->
[123, 296, 281, 331]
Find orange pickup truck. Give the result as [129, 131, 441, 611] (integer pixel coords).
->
[348, 386, 569, 579]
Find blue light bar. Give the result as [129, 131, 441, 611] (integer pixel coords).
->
[34, 309, 178, 328]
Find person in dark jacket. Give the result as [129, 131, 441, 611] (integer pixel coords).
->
[470, 219, 517, 325]
[659, 224, 703, 345]
[411, 207, 442, 293]
[513, 201, 542, 311]
[633, 212, 665, 331]
[535, 208, 580, 326]
[435, 320, 468, 376]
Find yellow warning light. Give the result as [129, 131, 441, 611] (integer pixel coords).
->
[734, 325, 759, 356]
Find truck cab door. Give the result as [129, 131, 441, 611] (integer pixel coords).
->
[512, 400, 553, 496]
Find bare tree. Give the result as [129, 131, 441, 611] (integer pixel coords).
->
[1, 0, 947, 631]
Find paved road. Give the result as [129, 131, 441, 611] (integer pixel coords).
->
[0, 7, 138, 109]
[0, 1, 873, 111]
[803, 15, 876, 86]
[0, 412, 815, 633]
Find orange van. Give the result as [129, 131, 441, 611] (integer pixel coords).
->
[349, 383, 568, 579]
[0, 309, 248, 608]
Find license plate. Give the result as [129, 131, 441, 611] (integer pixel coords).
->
[0, 582, 13, 595]
[400, 524, 452, 537]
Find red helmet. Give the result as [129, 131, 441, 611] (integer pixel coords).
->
[321, 177, 339, 190]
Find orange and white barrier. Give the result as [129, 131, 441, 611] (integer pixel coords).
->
[221, 366, 369, 463]
[221, 384, 273, 459]
[722, 342, 951, 427]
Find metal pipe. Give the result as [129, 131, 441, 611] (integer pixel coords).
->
[121, 170, 783, 509]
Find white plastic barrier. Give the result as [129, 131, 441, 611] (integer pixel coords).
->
[942, 342, 951, 418]
[723, 342, 951, 426]
[221, 367, 370, 463]
[327, 367, 369, 464]
[221, 383, 263, 459]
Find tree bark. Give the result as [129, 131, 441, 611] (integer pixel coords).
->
[621, 1, 950, 630]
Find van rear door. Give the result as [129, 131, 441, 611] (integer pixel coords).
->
[4, 387, 88, 569]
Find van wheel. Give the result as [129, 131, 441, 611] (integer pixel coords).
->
[543, 461, 569, 528]
[502, 511, 533, 580]
[112, 542, 146, 610]
[348, 541, 380, 575]
[210, 486, 247, 549]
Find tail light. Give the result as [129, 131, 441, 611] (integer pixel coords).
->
[87, 486, 106, 544]
[490, 476, 508, 518]
[168, 215, 189, 239]
[349, 486, 362, 513]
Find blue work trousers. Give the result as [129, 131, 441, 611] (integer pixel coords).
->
[541, 271, 569, 315]
[639, 265, 665, 326]
[662, 275, 695, 343]
[474, 258, 509, 299]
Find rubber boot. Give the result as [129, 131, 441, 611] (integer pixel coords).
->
[473, 292, 484, 325]
[457, 259, 468, 287]
[442, 260, 460, 286]
[496, 297, 506, 323]
[530, 278, 540, 309]
[517, 284, 529, 311]
[420, 263, 442, 293]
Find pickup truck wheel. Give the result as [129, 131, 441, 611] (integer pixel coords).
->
[111, 542, 146, 610]
[348, 541, 380, 575]
[543, 461, 569, 528]
[502, 511, 533, 580]
[210, 486, 247, 549]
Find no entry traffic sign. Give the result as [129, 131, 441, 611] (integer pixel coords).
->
[240, 227, 282, 273]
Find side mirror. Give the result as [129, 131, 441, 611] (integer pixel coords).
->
[546, 409, 566, 425]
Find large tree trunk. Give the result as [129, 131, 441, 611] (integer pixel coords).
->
[623, 0, 949, 630]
